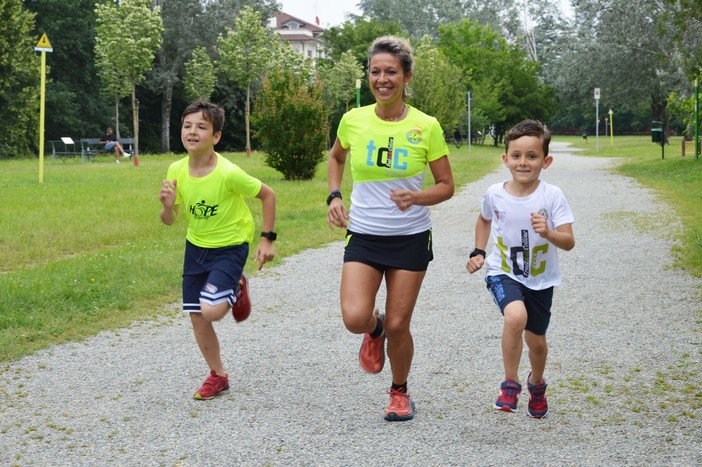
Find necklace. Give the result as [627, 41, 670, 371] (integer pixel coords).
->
[376, 103, 406, 122]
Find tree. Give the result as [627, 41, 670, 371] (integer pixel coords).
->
[253, 68, 327, 180]
[545, 0, 690, 134]
[664, 0, 702, 79]
[183, 46, 216, 101]
[139, 0, 278, 153]
[322, 17, 404, 67]
[321, 17, 404, 109]
[438, 19, 556, 142]
[25, 0, 111, 141]
[218, 5, 273, 156]
[357, 0, 522, 41]
[0, 0, 39, 159]
[357, 0, 464, 40]
[95, 0, 163, 158]
[148, 0, 204, 152]
[409, 37, 465, 132]
[316, 50, 365, 147]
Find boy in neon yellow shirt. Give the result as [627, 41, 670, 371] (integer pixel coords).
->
[159, 100, 277, 400]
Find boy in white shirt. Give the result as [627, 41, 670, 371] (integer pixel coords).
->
[466, 119, 575, 418]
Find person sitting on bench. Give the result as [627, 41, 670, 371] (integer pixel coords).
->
[99, 127, 130, 163]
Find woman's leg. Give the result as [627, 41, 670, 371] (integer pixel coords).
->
[383, 268, 426, 386]
[339, 262, 384, 334]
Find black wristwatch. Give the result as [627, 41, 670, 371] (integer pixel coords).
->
[469, 248, 487, 259]
[326, 190, 342, 205]
[260, 231, 277, 241]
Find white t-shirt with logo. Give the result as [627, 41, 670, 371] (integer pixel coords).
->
[481, 180, 574, 290]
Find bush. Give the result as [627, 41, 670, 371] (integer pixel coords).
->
[253, 69, 327, 180]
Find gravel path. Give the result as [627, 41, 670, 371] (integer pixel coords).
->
[1, 143, 700, 466]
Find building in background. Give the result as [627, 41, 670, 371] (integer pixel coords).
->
[269, 12, 326, 64]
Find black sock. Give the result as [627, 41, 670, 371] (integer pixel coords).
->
[391, 382, 407, 393]
[369, 316, 384, 339]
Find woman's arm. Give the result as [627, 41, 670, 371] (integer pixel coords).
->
[327, 138, 350, 229]
[254, 183, 277, 270]
[389, 155, 455, 211]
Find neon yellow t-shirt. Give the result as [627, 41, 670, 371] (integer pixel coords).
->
[166, 153, 262, 248]
[337, 104, 449, 235]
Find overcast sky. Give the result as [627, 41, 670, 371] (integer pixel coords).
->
[279, 0, 574, 30]
[280, 0, 362, 28]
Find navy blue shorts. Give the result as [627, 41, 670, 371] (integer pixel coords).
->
[182, 240, 249, 313]
[485, 274, 553, 335]
[343, 229, 433, 272]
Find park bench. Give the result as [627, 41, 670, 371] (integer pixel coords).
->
[48, 137, 82, 161]
[79, 137, 134, 162]
[49, 137, 134, 162]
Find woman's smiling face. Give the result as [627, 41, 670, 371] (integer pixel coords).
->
[368, 52, 411, 106]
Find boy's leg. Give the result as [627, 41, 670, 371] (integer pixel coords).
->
[502, 301, 528, 382]
[198, 244, 248, 323]
[524, 331, 549, 418]
[200, 301, 230, 322]
[524, 331, 548, 384]
[190, 312, 224, 376]
[190, 312, 230, 400]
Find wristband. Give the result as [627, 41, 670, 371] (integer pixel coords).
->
[326, 190, 342, 205]
[469, 248, 486, 259]
[260, 231, 277, 241]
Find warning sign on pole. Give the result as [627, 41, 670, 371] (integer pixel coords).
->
[35, 33, 53, 52]
[35, 33, 52, 183]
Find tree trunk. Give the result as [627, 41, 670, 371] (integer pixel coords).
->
[245, 84, 251, 157]
[114, 97, 120, 139]
[132, 84, 140, 165]
[161, 84, 172, 153]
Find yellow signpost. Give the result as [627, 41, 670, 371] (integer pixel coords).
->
[35, 33, 53, 184]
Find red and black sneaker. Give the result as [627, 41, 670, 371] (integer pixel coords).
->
[231, 274, 251, 322]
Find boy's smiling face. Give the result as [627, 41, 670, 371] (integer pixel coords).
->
[181, 111, 221, 155]
[502, 135, 553, 186]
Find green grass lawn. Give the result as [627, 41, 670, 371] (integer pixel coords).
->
[0, 145, 503, 362]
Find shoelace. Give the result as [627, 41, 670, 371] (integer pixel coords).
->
[387, 389, 410, 408]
